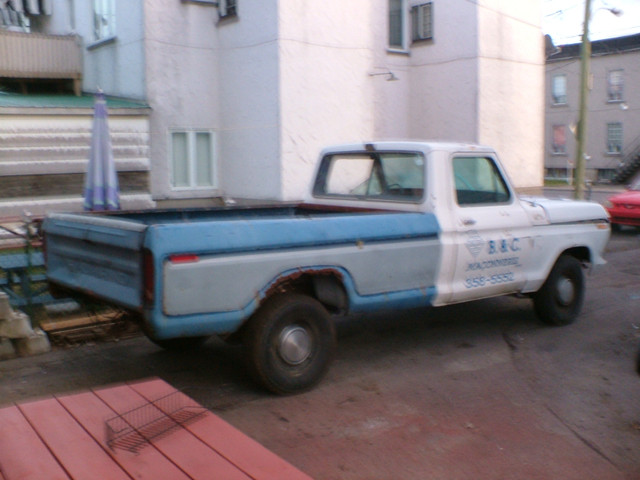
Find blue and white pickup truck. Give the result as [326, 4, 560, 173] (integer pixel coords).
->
[43, 141, 610, 393]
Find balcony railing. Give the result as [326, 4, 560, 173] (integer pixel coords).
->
[0, 29, 82, 95]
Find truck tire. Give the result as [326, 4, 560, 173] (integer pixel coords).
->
[533, 255, 585, 326]
[244, 294, 335, 394]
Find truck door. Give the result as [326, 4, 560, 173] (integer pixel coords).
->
[448, 155, 533, 303]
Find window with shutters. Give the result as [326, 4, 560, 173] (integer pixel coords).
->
[412, 2, 433, 42]
[219, 0, 237, 18]
[180, 0, 236, 19]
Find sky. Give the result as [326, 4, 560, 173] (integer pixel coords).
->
[542, 0, 640, 45]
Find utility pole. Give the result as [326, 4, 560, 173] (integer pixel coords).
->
[573, 2, 622, 199]
[574, 0, 592, 200]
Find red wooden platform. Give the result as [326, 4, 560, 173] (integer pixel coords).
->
[0, 378, 312, 480]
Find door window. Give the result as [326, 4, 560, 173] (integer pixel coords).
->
[453, 156, 510, 206]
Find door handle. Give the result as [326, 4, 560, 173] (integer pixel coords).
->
[462, 218, 476, 226]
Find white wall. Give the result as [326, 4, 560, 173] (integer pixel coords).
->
[70, 0, 145, 99]
[477, 0, 544, 188]
[274, 0, 544, 199]
[30, 0, 72, 34]
[216, 0, 281, 200]
[143, 0, 220, 201]
[408, 0, 479, 142]
[64, 0, 544, 203]
[278, 1, 378, 200]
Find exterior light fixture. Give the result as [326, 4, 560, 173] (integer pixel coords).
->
[369, 69, 399, 81]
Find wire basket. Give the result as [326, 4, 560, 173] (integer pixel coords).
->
[105, 390, 208, 453]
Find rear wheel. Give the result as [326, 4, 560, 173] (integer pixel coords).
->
[533, 255, 585, 326]
[244, 294, 335, 394]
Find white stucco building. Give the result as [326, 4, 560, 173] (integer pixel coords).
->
[5, 0, 545, 210]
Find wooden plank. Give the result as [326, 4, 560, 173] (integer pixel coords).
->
[94, 383, 251, 480]
[57, 391, 191, 480]
[0, 405, 70, 480]
[18, 398, 131, 480]
[0, 172, 149, 199]
[130, 379, 313, 480]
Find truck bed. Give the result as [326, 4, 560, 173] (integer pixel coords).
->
[43, 204, 440, 317]
[74, 203, 393, 225]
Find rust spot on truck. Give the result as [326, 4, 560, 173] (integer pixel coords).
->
[259, 267, 344, 303]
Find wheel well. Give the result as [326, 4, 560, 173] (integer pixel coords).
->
[560, 246, 591, 266]
[261, 270, 348, 314]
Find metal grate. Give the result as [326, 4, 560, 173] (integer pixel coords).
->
[105, 390, 208, 453]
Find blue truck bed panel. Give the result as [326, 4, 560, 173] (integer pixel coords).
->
[44, 205, 440, 335]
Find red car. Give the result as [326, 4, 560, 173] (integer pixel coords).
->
[605, 179, 640, 230]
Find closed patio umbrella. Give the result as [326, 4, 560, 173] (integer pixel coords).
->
[83, 91, 120, 211]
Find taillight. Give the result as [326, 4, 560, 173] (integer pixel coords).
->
[143, 249, 154, 305]
[169, 253, 199, 264]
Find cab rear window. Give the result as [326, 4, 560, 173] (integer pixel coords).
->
[313, 152, 425, 203]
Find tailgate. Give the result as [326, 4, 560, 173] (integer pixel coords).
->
[43, 213, 148, 311]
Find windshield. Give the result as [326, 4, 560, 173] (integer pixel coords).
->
[313, 152, 425, 202]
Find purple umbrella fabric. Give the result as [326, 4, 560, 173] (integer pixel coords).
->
[83, 91, 120, 211]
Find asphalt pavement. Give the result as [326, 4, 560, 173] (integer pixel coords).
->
[0, 229, 639, 480]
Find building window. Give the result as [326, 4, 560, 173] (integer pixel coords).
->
[598, 169, 616, 182]
[412, 3, 433, 42]
[545, 168, 571, 181]
[388, 0, 407, 50]
[551, 74, 567, 105]
[606, 122, 623, 154]
[171, 130, 216, 189]
[607, 69, 624, 102]
[552, 125, 567, 154]
[93, 0, 116, 41]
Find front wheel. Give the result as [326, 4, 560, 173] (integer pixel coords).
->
[533, 255, 585, 326]
[244, 294, 335, 395]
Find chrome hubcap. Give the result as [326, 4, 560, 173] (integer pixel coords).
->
[557, 277, 575, 306]
[278, 325, 312, 365]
